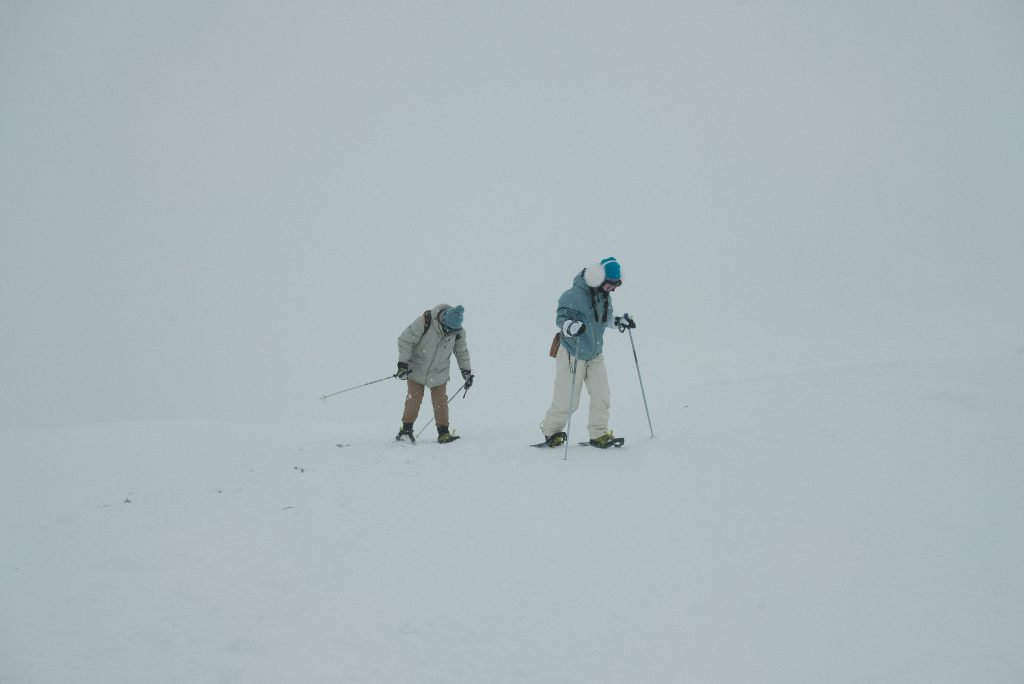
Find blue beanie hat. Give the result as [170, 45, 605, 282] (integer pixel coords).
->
[601, 257, 622, 283]
[443, 305, 464, 330]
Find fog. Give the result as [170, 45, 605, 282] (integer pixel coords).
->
[2, 1, 1022, 430]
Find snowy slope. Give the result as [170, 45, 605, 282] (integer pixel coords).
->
[2, 355, 1022, 684]
[4, 3, 1023, 682]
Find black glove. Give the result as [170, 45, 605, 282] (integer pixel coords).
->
[395, 362, 411, 379]
[615, 313, 636, 332]
[561, 320, 587, 338]
[461, 368, 474, 388]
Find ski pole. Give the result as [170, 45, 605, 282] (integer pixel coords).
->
[415, 382, 470, 439]
[625, 323, 655, 438]
[563, 352, 578, 461]
[319, 375, 395, 401]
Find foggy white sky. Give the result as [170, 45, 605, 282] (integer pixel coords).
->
[2, 1, 1022, 430]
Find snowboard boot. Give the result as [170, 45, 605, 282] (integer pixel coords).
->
[437, 425, 461, 444]
[395, 422, 415, 443]
[542, 431, 567, 447]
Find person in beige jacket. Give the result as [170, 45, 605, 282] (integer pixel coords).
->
[395, 303, 473, 443]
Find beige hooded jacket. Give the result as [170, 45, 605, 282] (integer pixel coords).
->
[397, 303, 471, 388]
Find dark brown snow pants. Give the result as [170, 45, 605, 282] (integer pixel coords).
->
[402, 380, 449, 427]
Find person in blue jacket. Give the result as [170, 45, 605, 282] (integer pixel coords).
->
[539, 257, 636, 448]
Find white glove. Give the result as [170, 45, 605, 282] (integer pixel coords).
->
[561, 320, 586, 338]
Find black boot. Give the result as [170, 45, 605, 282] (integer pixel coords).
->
[395, 422, 415, 443]
[437, 425, 460, 444]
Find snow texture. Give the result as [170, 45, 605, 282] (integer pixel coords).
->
[3, 2, 1024, 682]
[2, 356, 1023, 683]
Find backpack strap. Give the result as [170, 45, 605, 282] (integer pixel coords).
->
[422, 310, 432, 336]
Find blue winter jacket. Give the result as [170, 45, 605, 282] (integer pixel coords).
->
[556, 271, 614, 361]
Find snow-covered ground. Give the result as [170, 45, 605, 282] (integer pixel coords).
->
[3, 354, 1022, 684]
[4, 3, 1023, 682]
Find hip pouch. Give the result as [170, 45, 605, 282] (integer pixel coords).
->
[549, 333, 560, 358]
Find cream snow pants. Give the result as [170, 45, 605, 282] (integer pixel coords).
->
[541, 345, 610, 440]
